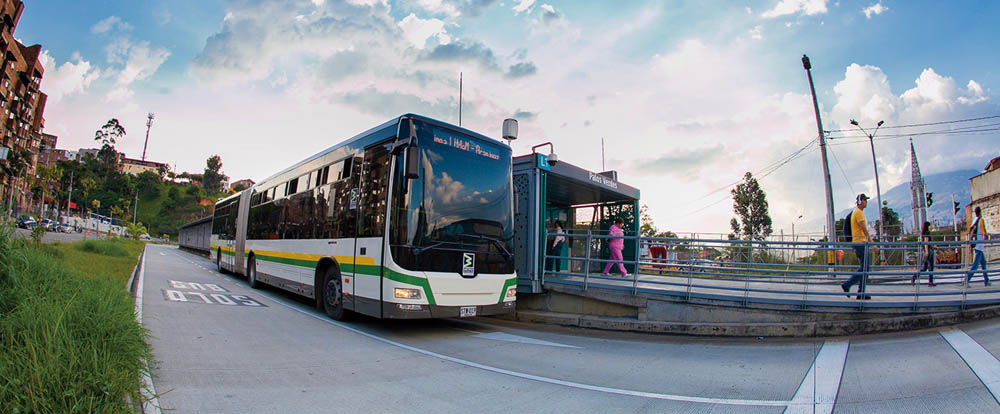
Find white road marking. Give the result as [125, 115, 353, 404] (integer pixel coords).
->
[941, 328, 1000, 404]
[169, 248, 806, 408]
[473, 332, 580, 349]
[135, 247, 162, 414]
[256, 290, 790, 407]
[784, 340, 849, 414]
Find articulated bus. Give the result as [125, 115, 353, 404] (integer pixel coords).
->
[211, 114, 517, 320]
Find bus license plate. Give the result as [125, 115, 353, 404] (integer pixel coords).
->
[460, 306, 476, 317]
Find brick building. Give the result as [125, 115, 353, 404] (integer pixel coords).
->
[0, 0, 49, 214]
[120, 156, 169, 176]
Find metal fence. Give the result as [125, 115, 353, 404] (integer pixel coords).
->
[542, 230, 1000, 312]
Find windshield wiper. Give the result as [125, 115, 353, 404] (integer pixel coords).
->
[457, 234, 512, 260]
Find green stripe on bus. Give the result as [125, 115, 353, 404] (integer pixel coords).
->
[252, 257, 437, 306]
[383, 268, 436, 306]
[499, 277, 517, 304]
[256, 253, 316, 268]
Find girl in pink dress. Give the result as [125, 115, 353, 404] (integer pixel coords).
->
[602, 218, 628, 277]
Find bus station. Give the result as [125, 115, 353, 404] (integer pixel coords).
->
[512, 146, 641, 294]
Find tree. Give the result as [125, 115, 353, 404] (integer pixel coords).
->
[878, 202, 901, 238]
[94, 119, 126, 170]
[35, 164, 63, 219]
[729, 172, 773, 241]
[201, 155, 225, 193]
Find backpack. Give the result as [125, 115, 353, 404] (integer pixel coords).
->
[842, 211, 853, 241]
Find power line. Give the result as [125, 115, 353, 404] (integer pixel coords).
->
[824, 115, 1000, 133]
[827, 145, 856, 195]
[685, 137, 817, 205]
[828, 127, 1000, 146]
[678, 139, 818, 218]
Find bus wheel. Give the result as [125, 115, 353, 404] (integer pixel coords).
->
[247, 255, 260, 289]
[322, 268, 347, 321]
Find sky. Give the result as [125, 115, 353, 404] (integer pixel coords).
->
[14, 0, 1000, 235]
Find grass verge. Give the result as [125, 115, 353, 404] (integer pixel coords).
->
[0, 225, 149, 413]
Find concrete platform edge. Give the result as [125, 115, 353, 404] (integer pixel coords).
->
[504, 306, 1000, 337]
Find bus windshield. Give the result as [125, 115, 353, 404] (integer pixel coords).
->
[390, 120, 514, 275]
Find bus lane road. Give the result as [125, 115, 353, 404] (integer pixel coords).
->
[144, 245, 1000, 413]
[145, 244, 783, 413]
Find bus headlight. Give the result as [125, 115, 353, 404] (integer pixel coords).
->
[394, 288, 421, 299]
[506, 287, 517, 299]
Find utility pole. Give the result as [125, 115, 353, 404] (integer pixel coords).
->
[458, 72, 463, 127]
[952, 193, 958, 234]
[64, 170, 73, 220]
[850, 119, 885, 242]
[802, 55, 837, 255]
[141, 113, 155, 161]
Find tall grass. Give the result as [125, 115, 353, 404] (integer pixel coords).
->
[0, 223, 150, 413]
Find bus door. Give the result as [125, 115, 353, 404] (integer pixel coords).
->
[233, 189, 252, 275]
[354, 142, 393, 317]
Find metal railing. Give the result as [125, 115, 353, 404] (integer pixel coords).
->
[541, 230, 1000, 312]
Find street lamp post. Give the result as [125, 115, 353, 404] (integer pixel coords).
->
[791, 214, 803, 261]
[850, 119, 886, 242]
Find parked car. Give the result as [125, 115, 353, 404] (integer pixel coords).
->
[55, 223, 72, 233]
[16, 216, 37, 229]
[39, 219, 55, 230]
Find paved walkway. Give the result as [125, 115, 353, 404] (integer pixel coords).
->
[543, 264, 1000, 310]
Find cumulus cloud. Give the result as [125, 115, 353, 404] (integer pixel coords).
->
[91, 16, 132, 34]
[37, 51, 100, 103]
[417, 0, 498, 18]
[512, 0, 535, 15]
[104, 37, 171, 101]
[512, 109, 537, 121]
[538, 4, 564, 26]
[633, 145, 724, 177]
[832, 63, 898, 127]
[505, 61, 536, 79]
[761, 0, 828, 18]
[749, 25, 763, 40]
[154, 4, 172, 25]
[421, 40, 500, 70]
[398, 13, 450, 49]
[862, 3, 888, 18]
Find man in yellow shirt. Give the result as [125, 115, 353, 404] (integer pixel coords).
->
[842, 194, 873, 300]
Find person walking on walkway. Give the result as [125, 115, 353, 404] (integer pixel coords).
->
[912, 221, 936, 287]
[966, 206, 990, 286]
[842, 194, 873, 300]
[547, 220, 567, 272]
[602, 217, 629, 278]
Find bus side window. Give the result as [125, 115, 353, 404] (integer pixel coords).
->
[341, 157, 353, 180]
[358, 143, 391, 238]
[286, 178, 298, 196]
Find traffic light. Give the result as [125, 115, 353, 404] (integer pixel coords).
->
[926, 192, 933, 207]
[954, 201, 961, 214]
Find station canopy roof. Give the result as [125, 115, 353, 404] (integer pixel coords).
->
[514, 154, 640, 207]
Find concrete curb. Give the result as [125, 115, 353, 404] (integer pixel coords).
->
[127, 246, 162, 414]
[510, 306, 1000, 337]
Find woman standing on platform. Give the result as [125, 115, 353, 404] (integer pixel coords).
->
[911, 221, 936, 286]
[602, 218, 629, 278]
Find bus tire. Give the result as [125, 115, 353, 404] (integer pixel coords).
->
[247, 255, 261, 289]
[322, 267, 347, 321]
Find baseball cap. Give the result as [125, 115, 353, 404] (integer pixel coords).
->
[856, 193, 869, 204]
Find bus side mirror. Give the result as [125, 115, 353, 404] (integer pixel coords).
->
[405, 145, 419, 179]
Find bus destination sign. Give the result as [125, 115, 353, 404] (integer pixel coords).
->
[433, 135, 501, 160]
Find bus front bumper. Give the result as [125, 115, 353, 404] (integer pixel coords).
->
[382, 300, 515, 319]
